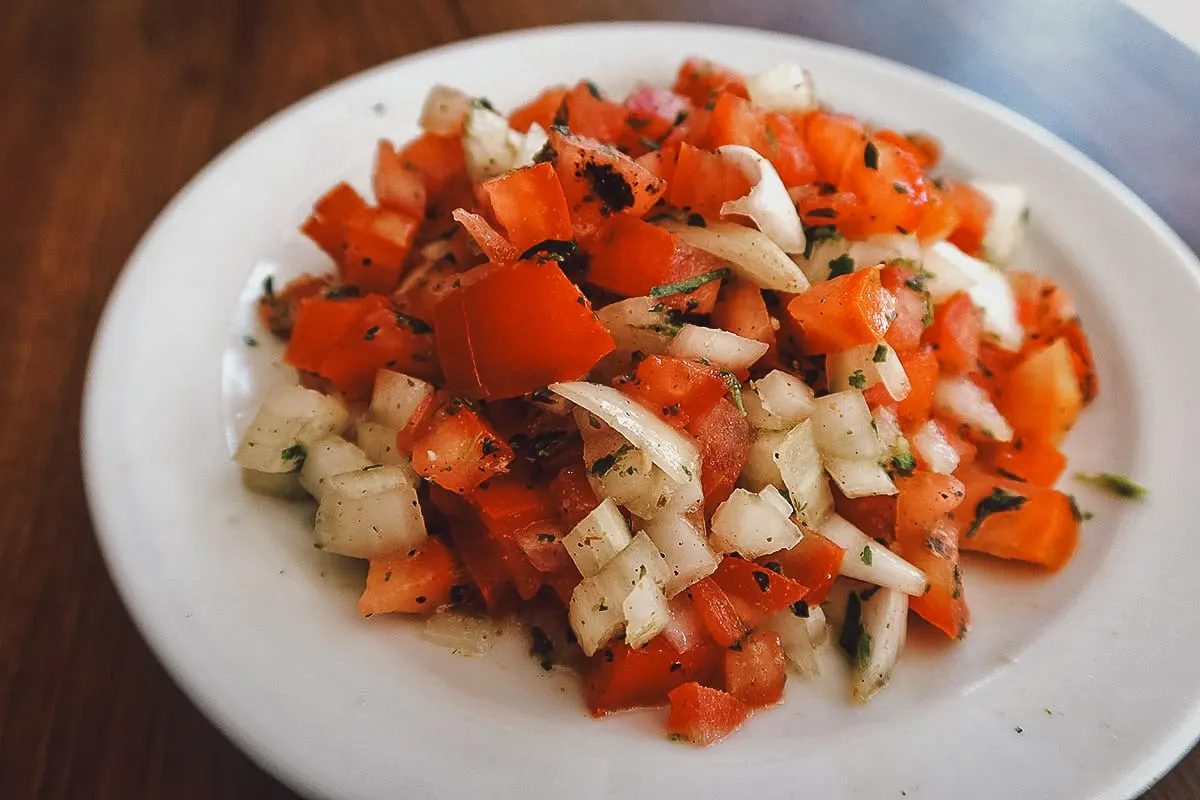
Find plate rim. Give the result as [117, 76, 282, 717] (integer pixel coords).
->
[82, 20, 1200, 800]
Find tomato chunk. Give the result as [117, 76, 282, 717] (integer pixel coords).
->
[666, 682, 750, 746]
[587, 637, 723, 715]
[687, 577, 747, 647]
[316, 298, 438, 399]
[786, 266, 896, 353]
[619, 355, 728, 429]
[284, 295, 375, 373]
[509, 86, 568, 133]
[668, 142, 752, 219]
[687, 397, 751, 516]
[893, 517, 969, 640]
[724, 629, 786, 708]
[712, 279, 777, 352]
[767, 528, 845, 605]
[672, 57, 749, 106]
[374, 139, 427, 219]
[549, 460, 601, 530]
[558, 80, 629, 143]
[481, 162, 572, 254]
[941, 179, 992, 257]
[895, 347, 940, 424]
[398, 132, 467, 199]
[710, 556, 808, 628]
[952, 466, 1079, 569]
[996, 339, 1083, 447]
[359, 538, 461, 616]
[411, 401, 513, 493]
[924, 292, 981, 374]
[979, 438, 1067, 487]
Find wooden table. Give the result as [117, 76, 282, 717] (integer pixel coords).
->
[3, 0, 1197, 797]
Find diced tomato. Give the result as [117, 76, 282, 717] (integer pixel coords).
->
[941, 179, 992, 257]
[712, 279, 777, 352]
[786, 266, 896, 353]
[894, 517, 969, 639]
[666, 682, 751, 746]
[833, 490, 896, 544]
[621, 86, 690, 151]
[874, 129, 941, 170]
[470, 477, 561, 550]
[914, 180, 961, 243]
[317, 298, 438, 398]
[672, 57, 749, 106]
[433, 260, 616, 399]
[547, 127, 667, 239]
[450, 208, 519, 264]
[803, 110, 867, 185]
[710, 556, 808, 628]
[1055, 317, 1098, 404]
[668, 142, 752, 219]
[619, 355, 728, 429]
[951, 466, 1079, 569]
[635, 141, 679, 184]
[708, 93, 816, 186]
[687, 397, 752, 516]
[995, 339, 1083, 447]
[359, 537, 461, 616]
[894, 471, 965, 541]
[838, 137, 931, 238]
[301, 182, 369, 260]
[895, 347, 940, 424]
[257, 273, 332, 339]
[447, 515, 516, 613]
[687, 577, 748, 647]
[340, 206, 421, 294]
[585, 214, 725, 313]
[924, 292, 981, 374]
[558, 80, 629, 143]
[509, 86, 569, 132]
[979, 438, 1067, 487]
[395, 393, 437, 452]
[549, 461, 601, 530]
[398, 132, 467, 198]
[879, 263, 927, 353]
[767, 527, 845, 605]
[283, 294, 374, 373]
[410, 401, 514, 493]
[481, 162, 573, 254]
[724, 629, 787, 707]
[374, 139, 427, 219]
[587, 637, 723, 715]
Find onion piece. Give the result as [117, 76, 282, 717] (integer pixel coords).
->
[623, 574, 672, 648]
[581, 427, 676, 520]
[932, 376, 1014, 442]
[911, 419, 960, 475]
[852, 587, 909, 703]
[661, 592, 705, 653]
[568, 577, 623, 657]
[461, 103, 547, 182]
[658, 219, 810, 293]
[792, 232, 922, 283]
[826, 343, 911, 401]
[758, 484, 796, 519]
[422, 608, 496, 656]
[595, 296, 677, 353]
[741, 429, 788, 491]
[642, 513, 719, 597]
[744, 370, 817, 431]
[824, 457, 897, 498]
[923, 242, 1022, 350]
[970, 181, 1028, 264]
[298, 436, 373, 502]
[240, 468, 306, 499]
[562, 497, 633, 578]
[313, 466, 427, 559]
[745, 63, 818, 113]
[669, 324, 769, 373]
[811, 390, 885, 461]
[355, 421, 407, 468]
[871, 405, 907, 457]
[551, 381, 700, 484]
[715, 145, 806, 253]
[764, 605, 825, 678]
[234, 385, 349, 474]
[775, 419, 833, 527]
[710, 488, 803, 558]
[820, 514, 927, 595]
[418, 85, 471, 137]
[370, 370, 434, 430]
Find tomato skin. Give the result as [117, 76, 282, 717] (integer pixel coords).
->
[284, 295, 376, 373]
[359, 538, 461, 616]
[481, 162, 572, 254]
[874, 129, 942, 170]
[470, 477, 572, 574]
[951, 466, 1079, 569]
[711, 279, 777, 352]
[766, 528, 844, 605]
[833, 489, 896, 544]
[895, 347, 940, 424]
[558, 80, 629, 143]
[340, 206, 421, 295]
[508, 86, 568, 133]
[786, 266, 897, 353]
[668, 142, 752, 219]
[995, 339, 1083, 447]
[410, 401, 513, 494]
[724, 629, 787, 708]
[803, 109, 867, 185]
[687, 397, 752, 517]
[924, 292, 981, 374]
[710, 556, 808, 628]
[618, 355, 728, 429]
[587, 637, 723, 715]
[374, 139, 427, 219]
[894, 517, 969, 639]
[978, 438, 1066, 487]
[666, 682, 751, 746]
[316, 299, 439, 398]
[687, 577, 747, 647]
[708, 93, 816, 186]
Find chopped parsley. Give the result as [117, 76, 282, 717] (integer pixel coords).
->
[1068, 494, 1093, 523]
[650, 268, 730, 298]
[529, 625, 554, 671]
[904, 273, 926, 293]
[806, 207, 837, 219]
[717, 369, 746, 414]
[839, 591, 872, 670]
[663, 403, 680, 417]
[590, 444, 635, 477]
[848, 369, 867, 390]
[261, 275, 275, 299]
[471, 96, 497, 111]
[281, 444, 306, 463]
[872, 344, 889, 363]
[584, 80, 602, 99]
[243, 335, 258, 347]
[890, 452, 916, 476]
[860, 546, 874, 566]
[581, 162, 635, 213]
[863, 141, 880, 170]
[893, 182, 909, 194]
[393, 312, 432, 334]
[828, 254, 855, 278]
[966, 488, 1028, 537]
[1075, 472, 1148, 500]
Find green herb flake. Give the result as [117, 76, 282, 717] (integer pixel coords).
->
[281, 444, 306, 463]
[1075, 472, 1148, 500]
[480, 437, 500, 456]
[904, 273, 926, 293]
[802, 223, 840, 260]
[806, 207, 838, 219]
[584, 80, 602, 99]
[893, 182, 909, 194]
[393, 312, 432, 334]
[966, 488, 1029, 537]
[891, 451, 916, 476]
[860, 546, 873, 566]
[243, 335, 258, 347]
[591, 444, 635, 477]
[363, 325, 380, 341]
[663, 403, 680, 417]
[529, 625, 555, 671]
[838, 592, 872, 670]
[471, 96, 497, 111]
[828, 253, 855, 278]
[650, 267, 730, 298]
[717, 369, 746, 414]
[863, 141, 880, 170]
[519, 238, 577, 263]
[1068, 494, 1093, 523]
[848, 369, 867, 390]
[261, 275, 275, 299]
[872, 344, 889, 363]
[639, 136, 661, 152]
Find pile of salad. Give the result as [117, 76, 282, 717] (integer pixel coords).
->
[237, 58, 1101, 745]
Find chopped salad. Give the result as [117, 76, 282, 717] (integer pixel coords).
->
[237, 57, 1103, 744]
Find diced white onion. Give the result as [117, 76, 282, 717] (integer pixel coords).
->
[923, 242, 1022, 350]
[970, 181, 1028, 264]
[824, 457, 897, 498]
[745, 63, 818, 113]
[758, 484, 796, 519]
[461, 104, 546, 182]
[298, 436, 373, 502]
[792, 232, 922, 283]
[826, 343, 910, 401]
[240, 468, 306, 499]
[740, 429, 788, 491]
[597, 531, 672, 592]
[811, 390, 885, 461]
[418, 85, 471, 137]
[569, 577, 623, 657]
[871, 405, 908, 458]
[562, 498, 633, 578]
[370, 370, 434, 431]
[819, 514, 927, 595]
[911, 419, 960, 475]
[922, 241, 982, 302]
[716, 145, 806, 253]
[658, 219, 810, 293]
[764, 605, 826, 678]
[551, 381, 700, 484]
[354, 421, 419, 487]
[623, 574, 671, 648]
[313, 466, 427, 559]
[775, 419, 833, 528]
[234, 386, 349, 474]
[642, 514, 720, 597]
[668, 324, 769, 373]
[421, 608, 496, 656]
[710, 488, 803, 559]
[582, 429, 676, 520]
[853, 588, 909, 703]
[744, 370, 817, 431]
[595, 297, 677, 354]
[661, 592, 705, 653]
[932, 376, 1014, 442]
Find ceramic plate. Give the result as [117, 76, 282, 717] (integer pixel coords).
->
[82, 22, 1200, 800]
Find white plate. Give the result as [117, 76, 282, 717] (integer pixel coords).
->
[83, 22, 1200, 800]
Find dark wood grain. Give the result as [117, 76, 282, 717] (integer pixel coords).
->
[0, 1, 1196, 798]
